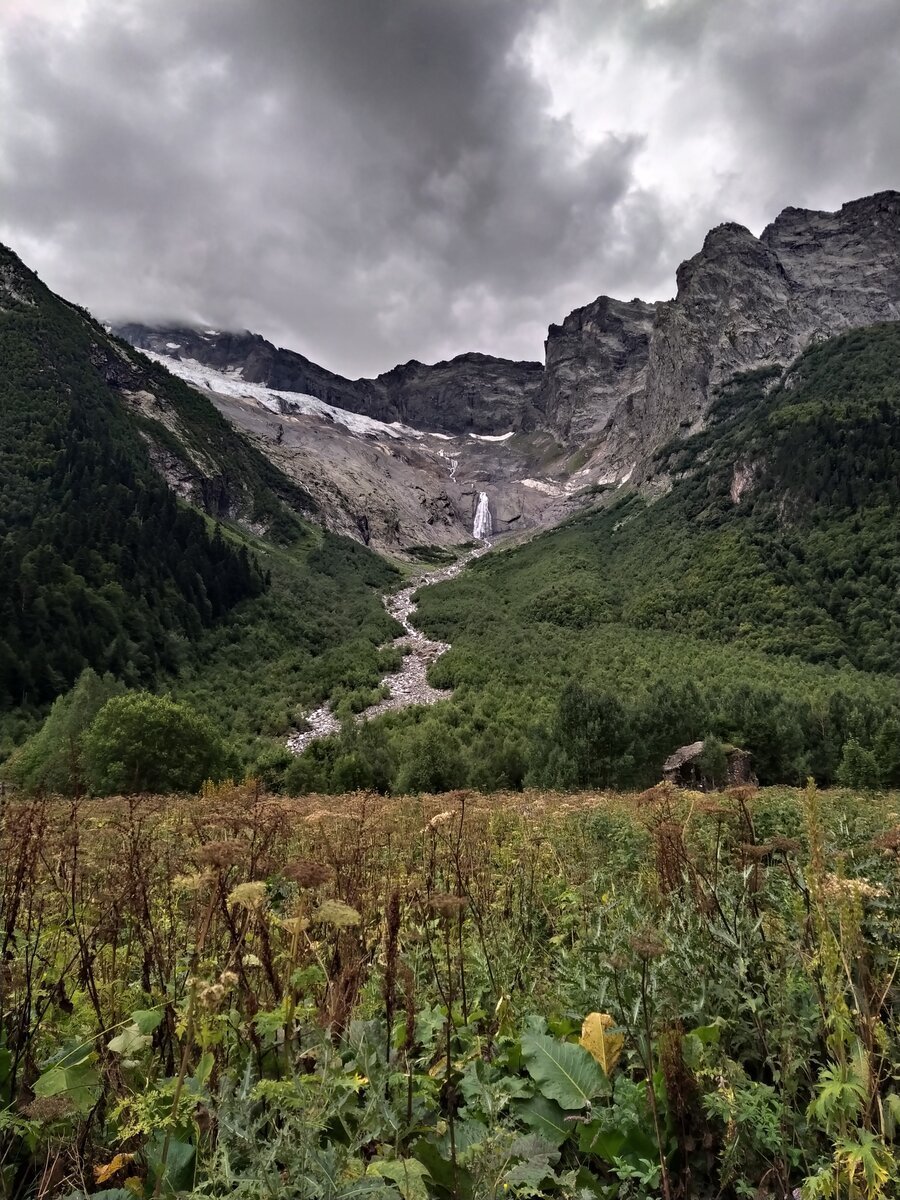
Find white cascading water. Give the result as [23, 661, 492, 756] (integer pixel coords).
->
[473, 491, 492, 541]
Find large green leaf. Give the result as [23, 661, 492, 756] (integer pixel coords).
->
[131, 1008, 165, 1035]
[145, 1133, 195, 1194]
[578, 1118, 658, 1166]
[367, 1160, 430, 1200]
[520, 1032, 608, 1110]
[107, 1024, 151, 1056]
[513, 1095, 574, 1146]
[33, 1058, 100, 1115]
[412, 1140, 475, 1200]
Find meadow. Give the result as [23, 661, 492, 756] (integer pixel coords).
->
[2, 782, 900, 1199]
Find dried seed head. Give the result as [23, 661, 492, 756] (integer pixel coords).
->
[769, 837, 800, 855]
[284, 859, 332, 889]
[822, 874, 887, 901]
[23, 1095, 74, 1122]
[279, 916, 309, 936]
[628, 933, 667, 961]
[428, 893, 469, 920]
[315, 899, 362, 929]
[172, 871, 213, 893]
[742, 842, 776, 860]
[873, 827, 900, 853]
[697, 800, 732, 820]
[194, 840, 244, 870]
[227, 881, 268, 911]
[219, 970, 239, 987]
[198, 982, 226, 1010]
[727, 785, 758, 803]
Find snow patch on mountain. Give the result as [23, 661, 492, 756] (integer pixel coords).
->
[143, 351, 437, 441]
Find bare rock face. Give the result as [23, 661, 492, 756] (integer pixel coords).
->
[114, 324, 541, 436]
[542, 191, 900, 478]
[537, 295, 659, 441]
[375, 353, 542, 434]
[113, 189, 900, 535]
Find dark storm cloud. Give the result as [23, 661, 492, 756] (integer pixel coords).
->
[540, 0, 900, 222]
[1, 0, 899, 376]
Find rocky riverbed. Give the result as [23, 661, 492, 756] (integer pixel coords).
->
[286, 545, 488, 754]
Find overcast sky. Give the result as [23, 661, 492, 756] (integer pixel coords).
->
[2, 0, 899, 377]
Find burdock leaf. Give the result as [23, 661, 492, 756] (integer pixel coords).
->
[107, 1025, 151, 1056]
[514, 1095, 574, 1146]
[520, 1031, 608, 1109]
[131, 1009, 164, 1035]
[579, 1012, 624, 1076]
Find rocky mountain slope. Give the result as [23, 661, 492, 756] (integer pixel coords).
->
[0, 242, 403, 745]
[108, 337, 577, 552]
[115, 323, 542, 436]
[114, 190, 900, 551]
[543, 190, 900, 481]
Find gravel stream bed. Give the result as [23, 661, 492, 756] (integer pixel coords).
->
[287, 544, 488, 754]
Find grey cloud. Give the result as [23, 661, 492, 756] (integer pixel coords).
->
[0, 0, 898, 376]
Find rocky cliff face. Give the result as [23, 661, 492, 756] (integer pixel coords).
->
[543, 191, 900, 478]
[375, 353, 542, 434]
[537, 295, 659, 442]
[115, 324, 542, 436]
[115, 189, 900, 529]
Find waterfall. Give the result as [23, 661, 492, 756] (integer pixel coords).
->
[473, 491, 492, 541]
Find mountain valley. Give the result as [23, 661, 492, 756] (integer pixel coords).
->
[2, 190, 900, 796]
[113, 191, 900, 555]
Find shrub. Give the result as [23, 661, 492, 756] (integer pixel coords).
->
[82, 692, 230, 794]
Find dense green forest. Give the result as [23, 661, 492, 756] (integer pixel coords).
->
[0, 245, 399, 769]
[289, 325, 900, 795]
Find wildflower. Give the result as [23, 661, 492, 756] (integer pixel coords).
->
[284, 859, 332, 889]
[194, 840, 245, 870]
[219, 970, 239, 987]
[305, 809, 341, 824]
[315, 899, 362, 928]
[227, 881, 268, 911]
[428, 893, 469, 920]
[243, 953, 262, 967]
[426, 810, 455, 830]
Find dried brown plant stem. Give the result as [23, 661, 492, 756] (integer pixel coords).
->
[154, 878, 219, 1198]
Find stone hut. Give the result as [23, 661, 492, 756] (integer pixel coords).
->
[662, 740, 757, 790]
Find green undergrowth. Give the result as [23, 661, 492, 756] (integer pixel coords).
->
[4, 783, 900, 1199]
[172, 528, 400, 758]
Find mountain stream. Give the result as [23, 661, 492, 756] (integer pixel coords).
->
[287, 499, 491, 754]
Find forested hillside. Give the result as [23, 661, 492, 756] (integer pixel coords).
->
[0, 245, 398, 763]
[290, 325, 900, 794]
